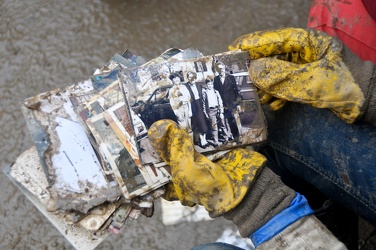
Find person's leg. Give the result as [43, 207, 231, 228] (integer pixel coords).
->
[257, 102, 376, 226]
[209, 109, 219, 146]
[224, 109, 237, 139]
[218, 116, 231, 143]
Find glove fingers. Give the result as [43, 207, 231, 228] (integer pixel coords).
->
[268, 98, 287, 110]
[148, 120, 233, 209]
[147, 120, 200, 206]
[230, 27, 364, 123]
[258, 89, 273, 105]
[229, 28, 331, 62]
[147, 119, 189, 165]
[162, 181, 188, 203]
[148, 120, 267, 216]
[248, 57, 364, 123]
[258, 89, 286, 110]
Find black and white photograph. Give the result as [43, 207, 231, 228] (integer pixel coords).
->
[120, 50, 268, 165]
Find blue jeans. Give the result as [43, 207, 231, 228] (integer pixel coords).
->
[257, 103, 376, 226]
[192, 242, 245, 250]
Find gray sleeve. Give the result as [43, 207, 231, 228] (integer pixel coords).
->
[342, 46, 376, 126]
[258, 215, 347, 250]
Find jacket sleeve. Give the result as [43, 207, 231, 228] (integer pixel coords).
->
[342, 45, 376, 126]
[258, 215, 347, 250]
[223, 167, 347, 249]
[202, 89, 208, 117]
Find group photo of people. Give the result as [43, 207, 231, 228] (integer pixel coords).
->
[174, 66, 242, 149]
[123, 51, 267, 161]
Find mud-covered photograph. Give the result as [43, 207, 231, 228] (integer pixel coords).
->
[120, 50, 268, 165]
[4, 1, 372, 250]
[86, 110, 170, 199]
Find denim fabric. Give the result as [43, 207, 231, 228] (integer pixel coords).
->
[192, 242, 245, 250]
[257, 102, 376, 226]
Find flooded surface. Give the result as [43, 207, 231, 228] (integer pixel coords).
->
[0, 0, 310, 249]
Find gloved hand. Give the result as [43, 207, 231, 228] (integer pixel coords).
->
[147, 119, 299, 240]
[147, 120, 347, 249]
[229, 27, 367, 124]
[147, 119, 267, 217]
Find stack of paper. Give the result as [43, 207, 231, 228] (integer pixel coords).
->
[5, 48, 267, 249]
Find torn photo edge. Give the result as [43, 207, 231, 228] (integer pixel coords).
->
[6, 51, 150, 249]
[118, 50, 268, 165]
[20, 80, 121, 214]
[85, 111, 169, 199]
[3, 147, 134, 250]
[103, 102, 171, 186]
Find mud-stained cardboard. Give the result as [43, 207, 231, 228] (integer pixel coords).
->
[4, 147, 133, 250]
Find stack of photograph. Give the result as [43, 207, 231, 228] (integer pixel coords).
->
[5, 48, 267, 249]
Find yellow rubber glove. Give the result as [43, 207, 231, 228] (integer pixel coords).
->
[147, 119, 267, 217]
[229, 27, 365, 124]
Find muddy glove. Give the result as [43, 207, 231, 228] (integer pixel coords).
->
[229, 27, 371, 124]
[147, 120, 339, 248]
[148, 119, 267, 216]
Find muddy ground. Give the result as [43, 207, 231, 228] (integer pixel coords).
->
[1, 1, 374, 249]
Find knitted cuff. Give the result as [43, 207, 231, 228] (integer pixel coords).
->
[223, 167, 296, 237]
[361, 68, 376, 126]
[250, 193, 314, 247]
[342, 45, 376, 126]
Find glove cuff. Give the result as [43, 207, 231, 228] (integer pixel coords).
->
[250, 193, 314, 247]
[342, 45, 376, 126]
[223, 167, 295, 237]
[361, 68, 376, 126]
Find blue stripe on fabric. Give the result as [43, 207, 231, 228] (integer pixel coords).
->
[250, 193, 314, 247]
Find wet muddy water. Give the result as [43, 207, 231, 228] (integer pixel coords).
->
[0, 1, 310, 249]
